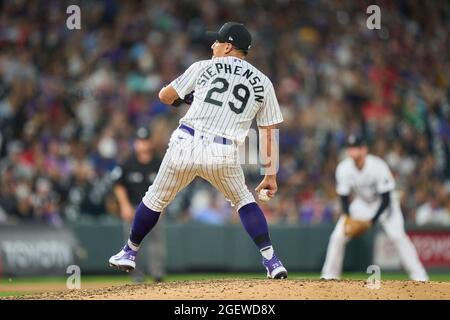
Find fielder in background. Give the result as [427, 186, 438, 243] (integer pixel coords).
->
[109, 22, 287, 279]
[111, 127, 166, 282]
[321, 135, 428, 282]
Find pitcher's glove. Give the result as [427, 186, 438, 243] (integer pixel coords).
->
[184, 91, 194, 104]
[344, 216, 372, 238]
[171, 91, 194, 107]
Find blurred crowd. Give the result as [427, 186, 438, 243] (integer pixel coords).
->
[0, 0, 449, 226]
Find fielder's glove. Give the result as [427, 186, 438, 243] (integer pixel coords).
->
[171, 91, 194, 107]
[343, 216, 372, 238]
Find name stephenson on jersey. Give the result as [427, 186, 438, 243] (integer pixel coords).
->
[170, 56, 283, 144]
[336, 154, 396, 203]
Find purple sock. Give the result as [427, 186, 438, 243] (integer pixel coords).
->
[238, 202, 272, 249]
[128, 201, 160, 248]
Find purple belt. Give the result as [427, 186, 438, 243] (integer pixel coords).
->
[179, 124, 232, 145]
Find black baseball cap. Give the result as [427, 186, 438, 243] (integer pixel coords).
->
[135, 127, 151, 140]
[346, 134, 366, 147]
[206, 22, 252, 51]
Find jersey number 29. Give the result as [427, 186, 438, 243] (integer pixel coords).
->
[204, 77, 250, 114]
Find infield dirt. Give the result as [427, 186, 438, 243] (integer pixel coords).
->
[3, 279, 450, 300]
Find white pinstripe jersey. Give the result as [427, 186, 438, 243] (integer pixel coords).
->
[336, 155, 396, 203]
[170, 56, 283, 144]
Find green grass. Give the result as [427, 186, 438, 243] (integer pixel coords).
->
[0, 292, 32, 297]
[0, 274, 130, 284]
[2, 271, 450, 285]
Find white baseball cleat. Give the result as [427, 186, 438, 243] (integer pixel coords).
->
[410, 274, 429, 282]
[263, 255, 288, 279]
[109, 246, 137, 272]
[320, 274, 340, 280]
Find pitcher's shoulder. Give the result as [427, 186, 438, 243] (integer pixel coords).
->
[194, 59, 212, 68]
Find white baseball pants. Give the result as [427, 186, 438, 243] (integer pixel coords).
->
[142, 127, 255, 212]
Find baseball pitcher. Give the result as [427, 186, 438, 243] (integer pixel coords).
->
[109, 22, 288, 279]
[321, 135, 428, 281]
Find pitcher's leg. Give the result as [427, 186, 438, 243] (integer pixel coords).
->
[238, 202, 288, 279]
[130, 137, 199, 246]
[123, 220, 145, 282]
[110, 136, 198, 272]
[128, 202, 161, 249]
[200, 159, 255, 212]
[200, 162, 287, 278]
[321, 216, 350, 279]
[238, 202, 271, 249]
[142, 138, 199, 213]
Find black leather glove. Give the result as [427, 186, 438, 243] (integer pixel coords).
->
[184, 91, 194, 105]
[171, 91, 194, 107]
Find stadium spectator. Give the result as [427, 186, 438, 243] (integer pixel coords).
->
[0, 0, 448, 226]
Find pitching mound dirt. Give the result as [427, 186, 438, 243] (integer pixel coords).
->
[4, 279, 450, 300]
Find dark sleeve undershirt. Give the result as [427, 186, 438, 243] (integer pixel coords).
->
[340, 191, 390, 224]
[371, 191, 390, 223]
[340, 195, 350, 216]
